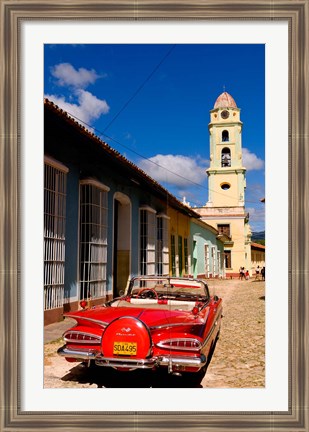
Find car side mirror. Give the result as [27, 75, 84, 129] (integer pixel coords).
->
[119, 290, 125, 297]
[213, 295, 219, 302]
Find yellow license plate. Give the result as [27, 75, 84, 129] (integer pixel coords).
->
[113, 341, 137, 356]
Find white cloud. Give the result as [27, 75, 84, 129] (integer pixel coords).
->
[243, 148, 264, 171]
[46, 62, 109, 126]
[138, 154, 207, 186]
[45, 90, 110, 125]
[50, 63, 101, 88]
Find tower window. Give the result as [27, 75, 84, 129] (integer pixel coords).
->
[221, 183, 231, 190]
[217, 224, 230, 237]
[222, 130, 229, 142]
[221, 147, 231, 167]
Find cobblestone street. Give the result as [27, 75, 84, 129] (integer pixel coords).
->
[203, 278, 265, 388]
[44, 278, 265, 388]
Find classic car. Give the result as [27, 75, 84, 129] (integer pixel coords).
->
[57, 276, 223, 383]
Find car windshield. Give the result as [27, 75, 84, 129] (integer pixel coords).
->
[128, 277, 209, 301]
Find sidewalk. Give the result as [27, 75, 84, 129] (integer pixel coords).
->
[44, 317, 76, 344]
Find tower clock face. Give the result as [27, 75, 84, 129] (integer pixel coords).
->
[221, 110, 229, 119]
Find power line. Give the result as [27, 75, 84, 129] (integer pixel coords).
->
[47, 42, 263, 205]
[102, 45, 176, 133]
[58, 107, 263, 205]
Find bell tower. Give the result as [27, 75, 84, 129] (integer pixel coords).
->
[195, 91, 251, 278]
[207, 92, 246, 207]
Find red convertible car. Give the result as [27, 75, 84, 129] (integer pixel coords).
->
[57, 276, 223, 383]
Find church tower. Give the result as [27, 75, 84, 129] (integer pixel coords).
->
[207, 92, 246, 207]
[195, 91, 252, 277]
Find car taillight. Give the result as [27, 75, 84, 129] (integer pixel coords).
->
[64, 331, 101, 344]
[157, 339, 201, 351]
[192, 306, 199, 315]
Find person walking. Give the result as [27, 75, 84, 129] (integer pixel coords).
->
[261, 266, 265, 281]
[239, 266, 245, 280]
[255, 265, 260, 280]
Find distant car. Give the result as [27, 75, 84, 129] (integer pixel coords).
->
[57, 276, 223, 383]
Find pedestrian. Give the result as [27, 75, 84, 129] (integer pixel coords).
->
[239, 266, 245, 280]
[255, 265, 260, 280]
[261, 266, 265, 281]
[239, 267, 243, 280]
[245, 270, 249, 280]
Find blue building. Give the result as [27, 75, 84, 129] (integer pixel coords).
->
[44, 99, 225, 324]
[191, 219, 225, 279]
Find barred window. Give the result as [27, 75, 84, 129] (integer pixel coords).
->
[171, 235, 176, 277]
[217, 250, 222, 275]
[204, 244, 210, 277]
[79, 180, 109, 300]
[184, 238, 189, 275]
[44, 158, 68, 310]
[178, 236, 183, 276]
[139, 207, 156, 276]
[156, 214, 169, 276]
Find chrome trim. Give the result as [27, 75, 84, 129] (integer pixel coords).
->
[95, 356, 157, 369]
[157, 354, 206, 368]
[63, 331, 102, 344]
[95, 354, 206, 369]
[58, 346, 206, 370]
[57, 345, 98, 360]
[150, 322, 202, 330]
[156, 338, 201, 351]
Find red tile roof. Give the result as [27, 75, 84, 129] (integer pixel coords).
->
[251, 242, 265, 250]
[214, 91, 237, 109]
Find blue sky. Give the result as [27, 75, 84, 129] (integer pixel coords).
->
[44, 44, 265, 231]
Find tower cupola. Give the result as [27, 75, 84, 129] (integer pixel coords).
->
[214, 92, 237, 109]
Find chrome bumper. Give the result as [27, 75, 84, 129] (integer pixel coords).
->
[57, 346, 98, 361]
[57, 345, 206, 370]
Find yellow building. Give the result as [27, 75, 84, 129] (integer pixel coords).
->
[167, 207, 191, 277]
[195, 91, 252, 277]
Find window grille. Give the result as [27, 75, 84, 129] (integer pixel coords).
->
[44, 160, 68, 310]
[204, 244, 210, 277]
[156, 215, 169, 276]
[217, 250, 221, 276]
[212, 246, 216, 275]
[184, 238, 189, 275]
[178, 236, 183, 276]
[171, 235, 176, 276]
[139, 207, 156, 276]
[79, 181, 108, 300]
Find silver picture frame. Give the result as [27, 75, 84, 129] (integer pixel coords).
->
[1, 0, 308, 430]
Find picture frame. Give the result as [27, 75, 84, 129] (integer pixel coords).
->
[0, 0, 308, 430]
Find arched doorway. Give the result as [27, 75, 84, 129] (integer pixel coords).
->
[113, 192, 131, 297]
